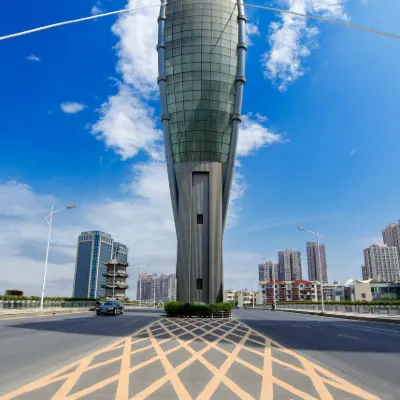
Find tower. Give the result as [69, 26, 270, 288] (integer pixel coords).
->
[157, 0, 247, 303]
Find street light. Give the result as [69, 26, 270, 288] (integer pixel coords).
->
[298, 227, 325, 313]
[41, 205, 75, 311]
[262, 256, 276, 310]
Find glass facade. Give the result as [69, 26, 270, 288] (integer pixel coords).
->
[89, 234, 100, 298]
[165, 0, 238, 163]
[74, 241, 92, 298]
[73, 232, 128, 299]
[96, 242, 113, 298]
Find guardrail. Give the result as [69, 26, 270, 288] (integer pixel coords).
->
[0, 300, 96, 309]
[270, 303, 400, 315]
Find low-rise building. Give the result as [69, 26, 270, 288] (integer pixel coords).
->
[223, 289, 260, 307]
[345, 278, 400, 301]
[261, 280, 320, 303]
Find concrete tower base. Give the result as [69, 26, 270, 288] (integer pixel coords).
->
[175, 162, 223, 303]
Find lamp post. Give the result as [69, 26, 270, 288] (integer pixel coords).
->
[262, 256, 276, 310]
[41, 205, 75, 311]
[298, 227, 325, 313]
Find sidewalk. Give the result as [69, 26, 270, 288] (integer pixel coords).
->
[0, 307, 91, 320]
[277, 307, 400, 324]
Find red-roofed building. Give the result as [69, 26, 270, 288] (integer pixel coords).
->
[260, 280, 321, 303]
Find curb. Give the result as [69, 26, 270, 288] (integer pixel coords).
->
[0, 309, 91, 320]
[276, 308, 400, 324]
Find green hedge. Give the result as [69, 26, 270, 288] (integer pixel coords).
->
[164, 301, 232, 317]
[263, 300, 400, 306]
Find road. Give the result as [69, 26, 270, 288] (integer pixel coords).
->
[235, 308, 400, 400]
[0, 308, 398, 399]
[0, 308, 161, 396]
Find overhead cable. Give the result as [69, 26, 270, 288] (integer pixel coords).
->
[0, 1, 399, 42]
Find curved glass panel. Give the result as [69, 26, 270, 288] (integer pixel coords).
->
[165, 0, 238, 163]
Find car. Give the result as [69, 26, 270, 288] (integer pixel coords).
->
[96, 301, 124, 316]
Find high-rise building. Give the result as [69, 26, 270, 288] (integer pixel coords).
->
[73, 231, 128, 299]
[307, 242, 328, 283]
[258, 264, 268, 282]
[136, 273, 177, 303]
[361, 264, 368, 280]
[363, 244, 400, 282]
[258, 262, 279, 282]
[382, 222, 400, 257]
[113, 242, 128, 263]
[278, 249, 302, 281]
[157, 0, 247, 303]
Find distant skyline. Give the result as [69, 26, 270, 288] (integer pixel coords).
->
[1, 0, 400, 298]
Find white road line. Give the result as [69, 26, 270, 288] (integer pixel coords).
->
[333, 323, 400, 335]
[337, 334, 359, 340]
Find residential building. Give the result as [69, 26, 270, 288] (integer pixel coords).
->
[363, 244, 400, 282]
[137, 273, 157, 303]
[307, 242, 329, 283]
[223, 289, 260, 307]
[323, 284, 346, 301]
[361, 264, 368, 280]
[258, 264, 269, 282]
[261, 280, 321, 303]
[73, 231, 129, 299]
[157, 0, 247, 303]
[278, 249, 302, 281]
[382, 221, 400, 256]
[258, 261, 279, 282]
[136, 273, 177, 304]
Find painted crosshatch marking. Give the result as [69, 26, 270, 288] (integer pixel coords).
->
[2, 318, 379, 400]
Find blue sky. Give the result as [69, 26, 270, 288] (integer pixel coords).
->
[1, 0, 399, 297]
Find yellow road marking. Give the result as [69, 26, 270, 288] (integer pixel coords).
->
[260, 340, 273, 400]
[115, 335, 132, 399]
[148, 327, 191, 399]
[197, 329, 252, 399]
[0, 318, 382, 400]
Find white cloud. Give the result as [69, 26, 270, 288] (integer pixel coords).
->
[26, 55, 41, 62]
[91, 84, 162, 160]
[0, 181, 77, 296]
[263, 0, 347, 91]
[91, 5, 102, 16]
[91, 0, 160, 161]
[237, 113, 287, 156]
[246, 23, 260, 45]
[349, 148, 357, 156]
[226, 172, 248, 228]
[112, 0, 159, 97]
[61, 102, 86, 114]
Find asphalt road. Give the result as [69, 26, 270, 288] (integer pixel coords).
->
[0, 308, 162, 396]
[235, 309, 400, 400]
